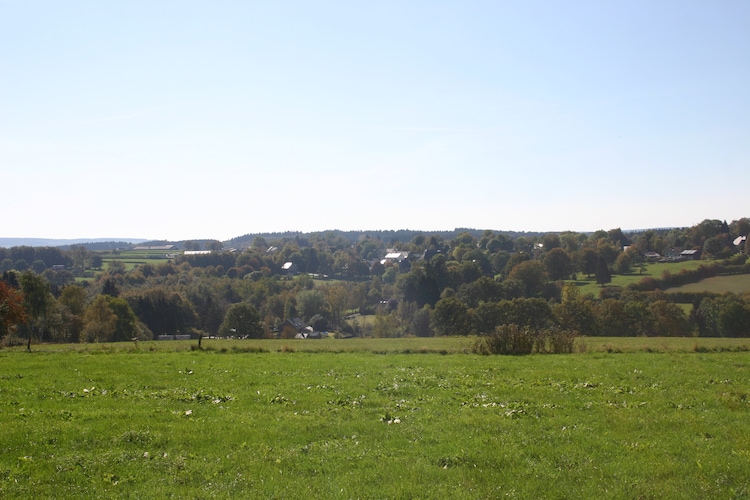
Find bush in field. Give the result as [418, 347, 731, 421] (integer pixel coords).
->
[474, 324, 576, 355]
[474, 324, 534, 355]
[535, 325, 577, 354]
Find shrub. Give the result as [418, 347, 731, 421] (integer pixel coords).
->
[536, 326, 577, 354]
[474, 324, 534, 355]
[1, 333, 26, 348]
[474, 324, 577, 355]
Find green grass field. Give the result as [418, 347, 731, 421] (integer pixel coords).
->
[99, 250, 174, 272]
[573, 259, 715, 297]
[669, 274, 750, 295]
[1, 338, 749, 498]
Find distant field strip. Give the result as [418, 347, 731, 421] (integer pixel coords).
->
[670, 274, 750, 294]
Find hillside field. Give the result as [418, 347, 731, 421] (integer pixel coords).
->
[100, 249, 173, 272]
[1, 338, 749, 498]
[572, 259, 708, 297]
[669, 274, 750, 295]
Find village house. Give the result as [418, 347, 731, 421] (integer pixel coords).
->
[281, 262, 298, 275]
[277, 317, 311, 337]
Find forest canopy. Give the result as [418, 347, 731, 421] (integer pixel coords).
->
[2, 218, 750, 347]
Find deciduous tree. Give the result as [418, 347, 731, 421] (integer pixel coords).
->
[411, 305, 434, 337]
[508, 260, 547, 297]
[0, 281, 26, 337]
[82, 295, 117, 342]
[576, 248, 599, 278]
[58, 285, 87, 342]
[20, 271, 51, 349]
[296, 289, 328, 322]
[219, 302, 263, 338]
[431, 297, 471, 336]
[543, 248, 572, 281]
[648, 300, 693, 337]
[595, 256, 611, 287]
[105, 296, 141, 341]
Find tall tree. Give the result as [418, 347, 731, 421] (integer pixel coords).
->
[542, 233, 561, 251]
[70, 245, 89, 274]
[206, 240, 224, 252]
[296, 289, 328, 322]
[0, 281, 26, 337]
[102, 277, 120, 297]
[219, 302, 263, 338]
[496, 298, 553, 330]
[58, 285, 87, 342]
[577, 248, 599, 278]
[185, 282, 226, 336]
[508, 260, 547, 297]
[543, 248, 572, 281]
[607, 228, 630, 247]
[595, 256, 612, 287]
[554, 296, 596, 336]
[105, 296, 140, 341]
[20, 271, 51, 350]
[431, 297, 471, 336]
[82, 295, 117, 342]
[126, 287, 197, 335]
[648, 300, 693, 337]
[411, 305, 434, 337]
[703, 234, 729, 259]
[613, 251, 632, 275]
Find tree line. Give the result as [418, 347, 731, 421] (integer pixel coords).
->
[1, 218, 749, 347]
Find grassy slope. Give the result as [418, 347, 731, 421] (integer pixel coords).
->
[98, 250, 174, 272]
[572, 260, 707, 297]
[668, 274, 750, 295]
[1, 340, 749, 499]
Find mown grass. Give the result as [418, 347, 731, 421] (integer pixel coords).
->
[96, 249, 175, 272]
[669, 274, 750, 295]
[101, 258, 171, 272]
[1, 339, 749, 498]
[12, 336, 750, 355]
[572, 260, 708, 297]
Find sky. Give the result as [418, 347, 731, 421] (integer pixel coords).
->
[1, 1, 749, 241]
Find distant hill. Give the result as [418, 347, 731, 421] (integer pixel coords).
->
[225, 228, 550, 249]
[0, 238, 147, 249]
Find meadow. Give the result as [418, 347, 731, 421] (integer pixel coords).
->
[572, 259, 707, 297]
[100, 250, 173, 272]
[670, 274, 750, 295]
[1, 338, 749, 499]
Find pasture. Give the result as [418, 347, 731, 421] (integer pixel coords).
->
[572, 259, 707, 297]
[669, 274, 750, 295]
[1, 338, 749, 498]
[99, 250, 174, 272]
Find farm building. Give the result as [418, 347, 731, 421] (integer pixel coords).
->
[681, 249, 700, 260]
[134, 245, 175, 250]
[278, 318, 311, 337]
[281, 262, 298, 275]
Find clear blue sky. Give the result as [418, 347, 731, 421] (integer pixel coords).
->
[2, 1, 748, 241]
